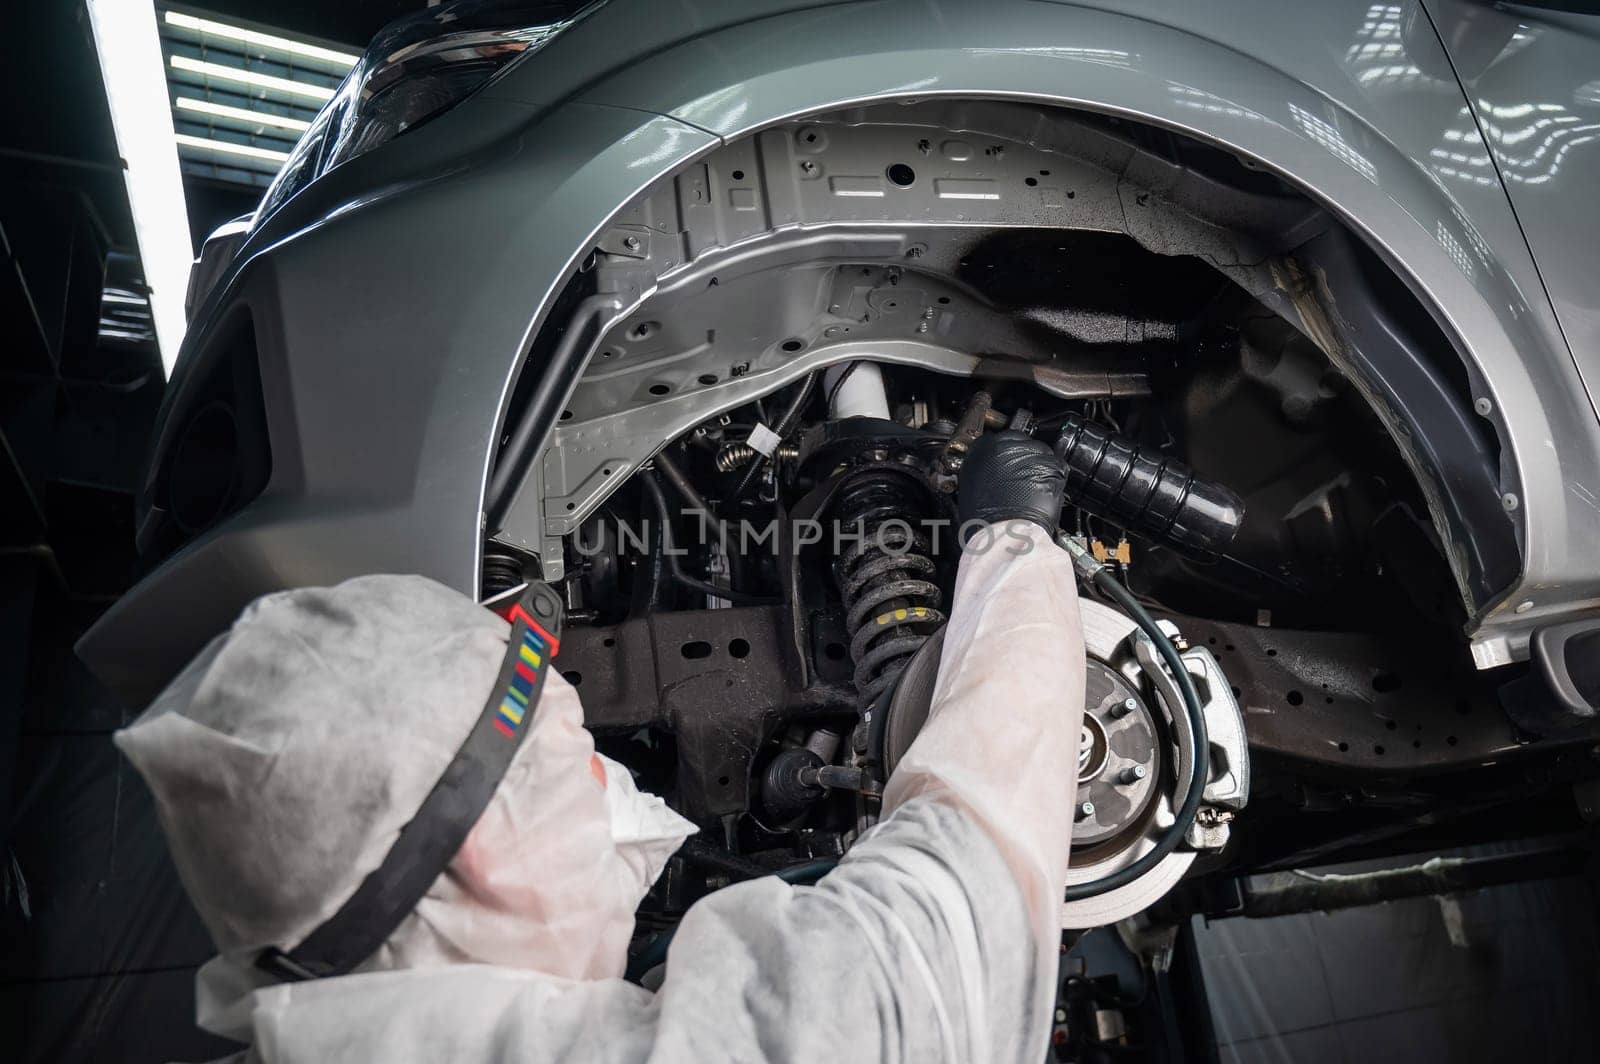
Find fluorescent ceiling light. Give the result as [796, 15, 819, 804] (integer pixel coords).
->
[101, 291, 152, 305]
[175, 133, 291, 163]
[175, 95, 311, 132]
[170, 54, 336, 102]
[164, 10, 360, 68]
[87, 0, 191, 377]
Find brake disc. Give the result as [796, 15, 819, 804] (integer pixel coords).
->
[879, 597, 1247, 928]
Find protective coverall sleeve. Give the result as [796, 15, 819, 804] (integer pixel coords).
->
[648, 521, 1084, 1062]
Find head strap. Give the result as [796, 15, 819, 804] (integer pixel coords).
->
[256, 582, 564, 981]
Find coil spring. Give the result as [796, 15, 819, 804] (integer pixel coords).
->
[832, 468, 946, 712]
[481, 551, 527, 599]
[715, 440, 801, 473]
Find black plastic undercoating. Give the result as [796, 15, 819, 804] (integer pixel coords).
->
[1297, 229, 1519, 606]
[954, 228, 1225, 351]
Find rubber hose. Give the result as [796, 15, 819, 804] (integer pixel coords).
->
[1054, 414, 1243, 561]
[642, 473, 775, 606]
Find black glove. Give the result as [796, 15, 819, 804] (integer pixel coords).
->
[957, 430, 1067, 539]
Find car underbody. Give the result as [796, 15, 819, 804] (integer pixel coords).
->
[464, 100, 1596, 928]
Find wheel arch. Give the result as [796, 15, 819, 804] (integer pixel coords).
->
[522, 0, 1600, 659]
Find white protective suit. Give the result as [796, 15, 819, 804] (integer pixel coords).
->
[116, 521, 1085, 1063]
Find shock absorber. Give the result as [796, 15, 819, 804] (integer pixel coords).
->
[831, 467, 946, 712]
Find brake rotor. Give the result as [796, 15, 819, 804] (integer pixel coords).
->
[877, 598, 1196, 929]
[1071, 662, 1159, 851]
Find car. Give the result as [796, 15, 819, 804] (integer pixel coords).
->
[79, 0, 1600, 931]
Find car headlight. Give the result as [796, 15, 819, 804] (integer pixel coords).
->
[255, 1, 605, 224]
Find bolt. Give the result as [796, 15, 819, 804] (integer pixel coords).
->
[799, 160, 817, 175]
[1474, 397, 1493, 416]
[1119, 764, 1148, 785]
[1076, 801, 1095, 821]
[916, 321, 929, 333]
[1501, 492, 1519, 511]
[906, 244, 924, 258]
[1111, 697, 1137, 719]
[622, 235, 641, 252]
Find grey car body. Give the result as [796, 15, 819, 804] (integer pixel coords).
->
[80, 0, 1600, 705]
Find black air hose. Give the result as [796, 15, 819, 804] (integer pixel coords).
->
[1054, 414, 1243, 560]
[641, 473, 775, 607]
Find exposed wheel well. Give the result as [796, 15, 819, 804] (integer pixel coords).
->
[491, 98, 1516, 623]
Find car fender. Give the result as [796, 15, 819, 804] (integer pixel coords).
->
[80, 0, 1600, 704]
[547, 0, 1600, 662]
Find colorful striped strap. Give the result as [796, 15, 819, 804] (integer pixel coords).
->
[256, 581, 564, 982]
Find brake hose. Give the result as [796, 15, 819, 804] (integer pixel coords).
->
[641, 472, 776, 607]
[1059, 537, 1210, 901]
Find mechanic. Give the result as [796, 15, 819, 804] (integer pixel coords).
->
[115, 431, 1087, 1062]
